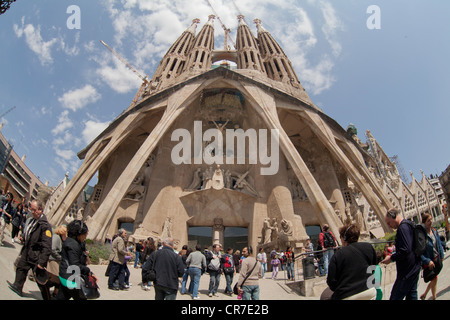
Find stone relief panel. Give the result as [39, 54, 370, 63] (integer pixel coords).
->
[185, 165, 259, 198]
[123, 154, 156, 200]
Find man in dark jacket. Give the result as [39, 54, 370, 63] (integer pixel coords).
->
[381, 208, 422, 300]
[7, 199, 53, 299]
[145, 237, 184, 300]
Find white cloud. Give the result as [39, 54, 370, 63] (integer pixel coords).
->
[58, 85, 101, 111]
[96, 58, 142, 94]
[14, 17, 58, 66]
[13, 17, 80, 66]
[52, 111, 73, 135]
[82, 120, 110, 145]
[319, 0, 343, 57]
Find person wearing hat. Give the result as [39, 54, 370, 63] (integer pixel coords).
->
[7, 199, 53, 299]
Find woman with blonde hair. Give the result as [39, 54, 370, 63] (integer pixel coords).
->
[46, 225, 68, 297]
[420, 213, 444, 300]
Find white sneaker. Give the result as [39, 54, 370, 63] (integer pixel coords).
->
[192, 296, 200, 300]
[208, 293, 213, 297]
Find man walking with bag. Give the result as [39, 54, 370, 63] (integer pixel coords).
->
[7, 199, 53, 299]
[146, 238, 184, 300]
[236, 246, 262, 300]
[206, 244, 222, 297]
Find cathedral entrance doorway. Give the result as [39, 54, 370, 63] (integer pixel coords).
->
[188, 226, 212, 249]
[223, 227, 248, 252]
[187, 226, 248, 251]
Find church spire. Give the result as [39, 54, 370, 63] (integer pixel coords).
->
[184, 15, 215, 74]
[144, 18, 200, 96]
[236, 15, 266, 74]
[254, 18, 302, 88]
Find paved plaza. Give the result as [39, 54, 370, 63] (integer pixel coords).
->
[1, 230, 450, 301]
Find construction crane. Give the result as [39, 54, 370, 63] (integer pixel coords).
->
[0, 106, 16, 119]
[231, 0, 243, 17]
[100, 40, 149, 108]
[390, 155, 410, 183]
[205, 0, 236, 50]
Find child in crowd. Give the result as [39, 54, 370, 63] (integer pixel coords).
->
[271, 255, 280, 279]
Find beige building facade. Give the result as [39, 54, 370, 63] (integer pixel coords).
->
[48, 16, 398, 253]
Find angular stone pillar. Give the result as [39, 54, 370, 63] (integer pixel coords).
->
[240, 82, 343, 239]
[297, 109, 391, 232]
[49, 111, 145, 226]
[87, 82, 204, 240]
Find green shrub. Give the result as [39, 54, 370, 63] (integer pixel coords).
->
[86, 240, 111, 264]
[374, 231, 397, 257]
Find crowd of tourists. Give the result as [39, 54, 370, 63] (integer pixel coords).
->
[0, 189, 447, 300]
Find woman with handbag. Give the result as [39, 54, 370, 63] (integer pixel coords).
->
[56, 220, 99, 300]
[420, 213, 444, 300]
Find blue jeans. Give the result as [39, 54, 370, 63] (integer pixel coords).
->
[286, 262, 294, 280]
[390, 270, 420, 300]
[242, 285, 260, 300]
[188, 267, 202, 298]
[208, 270, 221, 294]
[154, 284, 177, 300]
[323, 249, 334, 274]
[180, 268, 189, 294]
[134, 252, 140, 267]
[224, 272, 234, 293]
[260, 262, 267, 278]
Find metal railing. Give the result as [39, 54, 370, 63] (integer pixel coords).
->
[271, 241, 399, 283]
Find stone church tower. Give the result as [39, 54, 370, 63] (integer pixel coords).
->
[48, 16, 394, 252]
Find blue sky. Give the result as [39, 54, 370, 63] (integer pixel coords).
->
[0, 0, 449, 187]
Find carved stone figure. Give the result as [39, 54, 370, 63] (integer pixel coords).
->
[261, 218, 272, 245]
[280, 219, 293, 237]
[187, 168, 202, 190]
[224, 169, 232, 189]
[211, 165, 225, 190]
[233, 171, 259, 197]
[124, 155, 155, 200]
[270, 218, 278, 242]
[202, 166, 214, 190]
[161, 217, 173, 240]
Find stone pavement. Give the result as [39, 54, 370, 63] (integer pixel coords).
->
[1, 230, 450, 300]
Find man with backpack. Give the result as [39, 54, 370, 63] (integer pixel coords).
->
[221, 247, 235, 296]
[319, 224, 338, 275]
[381, 208, 423, 300]
[205, 244, 222, 297]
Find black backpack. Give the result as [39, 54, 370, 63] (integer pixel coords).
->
[323, 231, 336, 248]
[403, 220, 427, 258]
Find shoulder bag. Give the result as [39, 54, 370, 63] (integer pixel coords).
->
[233, 260, 258, 295]
[143, 250, 158, 282]
[423, 229, 443, 283]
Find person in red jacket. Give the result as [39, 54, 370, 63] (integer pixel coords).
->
[319, 224, 338, 275]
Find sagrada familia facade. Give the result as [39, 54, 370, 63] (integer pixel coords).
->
[46, 15, 442, 252]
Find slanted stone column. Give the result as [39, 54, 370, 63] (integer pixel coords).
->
[49, 111, 145, 226]
[240, 82, 342, 239]
[87, 82, 203, 240]
[297, 109, 391, 232]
